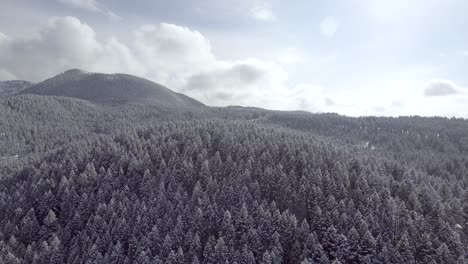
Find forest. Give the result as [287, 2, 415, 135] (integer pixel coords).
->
[0, 73, 467, 263]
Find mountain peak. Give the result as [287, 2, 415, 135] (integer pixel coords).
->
[62, 68, 90, 75]
[54, 68, 93, 81]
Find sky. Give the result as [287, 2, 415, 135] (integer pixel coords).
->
[1, 0, 468, 117]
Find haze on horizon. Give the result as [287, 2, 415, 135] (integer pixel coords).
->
[1, 0, 467, 117]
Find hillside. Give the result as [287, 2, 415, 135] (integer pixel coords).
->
[18, 69, 205, 109]
[0, 80, 34, 97]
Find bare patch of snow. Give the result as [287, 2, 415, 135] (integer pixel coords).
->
[249, 117, 263, 122]
[1, 154, 19, 160]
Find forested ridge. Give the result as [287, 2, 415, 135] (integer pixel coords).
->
[0, 80, 467, 263]
[0, 81, 34, 98]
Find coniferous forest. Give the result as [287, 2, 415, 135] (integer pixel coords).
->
[0, 71, 467, 264]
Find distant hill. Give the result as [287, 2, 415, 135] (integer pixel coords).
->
[0, 80, 34, 97]
[18, 69, 205, 109]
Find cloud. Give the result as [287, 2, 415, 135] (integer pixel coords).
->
[250, 3, 275, 21]
[57, 0, 120, 20]
[320, 16, 340, 37]
[57, 0, 99, 11]
[131, 23, 217, 87]
[0, 17, 215, 84]
[424, 79, 464, 97]
[0, 16, 103, 81]
[182, 59, 291, 108]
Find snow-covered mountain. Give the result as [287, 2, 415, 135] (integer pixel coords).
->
[18, 69, 205, 109]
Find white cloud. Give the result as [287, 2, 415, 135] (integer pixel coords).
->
[57, 0, 120, 20]
[424, 79, 464, 97]
[132, 23, 216, 86]
[0, 17, 217, 85]
[250, 3, 275, 21]
[57, 0, 99, 11]
[0, 16, 103, 81]
[320, 16, 340, 37]
[182, 58, 291, 108]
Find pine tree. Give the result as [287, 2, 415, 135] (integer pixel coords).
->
[176, 247, 185, 264]
[435, 243, 456, 264]
[161, 234, 174, 259]
[108, 241, 125, 264]
[202, 235, 216, 264]
[220, 210, 235, 249]
[19, 209, 40, 245]
[261, 250, 272, 264]
[270, 231, 284, 264]
[135, 250, 151, 264]
[397, 232, 414, 263]
[49, 234, 64, 264]
[214, 237, 229, 263]
[346, 227, 360, 263]
[187, 232, 201, 262]
[359, 230, 376, 261]
[416, 233, 435, 263]
[236, 203, 250, 247]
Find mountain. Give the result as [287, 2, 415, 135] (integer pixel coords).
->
[18, 69, 205, 109]
[0, 80, 34, 97]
